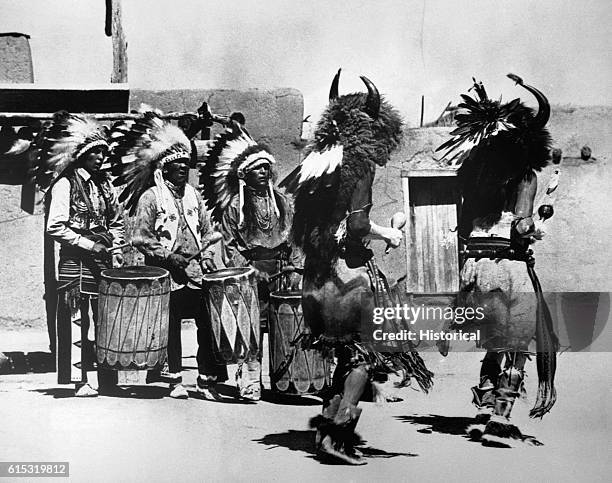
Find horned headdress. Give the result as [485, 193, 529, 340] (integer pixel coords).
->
[33, 111, 110, 189]
[111, 111, 192, 215]
[438, 74, 552, 238]
[281, 69, 403, 255]
[199, 121, 278, 226]
[437, 73, 551, 167]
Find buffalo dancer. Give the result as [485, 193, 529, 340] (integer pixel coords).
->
[281, 70, 433, 465]
[437, 74, 559, 446]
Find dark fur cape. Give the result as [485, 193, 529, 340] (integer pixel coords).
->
[282, 92, 402, 266]
[443, 83, 552, 238]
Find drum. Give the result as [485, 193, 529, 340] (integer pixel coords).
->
[97, 266, 170, 370]
[269, 291, 333, 394]
[201, 267, 260, 363]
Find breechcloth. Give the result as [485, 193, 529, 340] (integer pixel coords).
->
[462, 236, 558, 418]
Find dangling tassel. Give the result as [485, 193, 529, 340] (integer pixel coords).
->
[268, 178, 280, 218]
[238, 178, 246, 228]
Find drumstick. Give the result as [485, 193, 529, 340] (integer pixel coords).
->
[109, 242, 132, 252]
[268, 266, 296, 282]
[185, 232, 223, 262]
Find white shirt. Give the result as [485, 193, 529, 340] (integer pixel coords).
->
[46, 168, 101, 251]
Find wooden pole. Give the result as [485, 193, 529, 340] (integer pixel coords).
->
[420, 95, 425, 127]
[432, 101, 452, 126]
[43, 200, 57, 356]
[110, 0, 127, 84]
[0, 111, 213, 124]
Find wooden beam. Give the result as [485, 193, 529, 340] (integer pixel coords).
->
[0, 84, 129, 114]
[402, 176, 413, 294]
[0, 111, 195, 125]
[110, 0, 128, 83]
[0, 110, 229, 126]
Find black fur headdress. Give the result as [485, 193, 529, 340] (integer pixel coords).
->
[437, 74, 552, 236]
[281, 69, 403, 258]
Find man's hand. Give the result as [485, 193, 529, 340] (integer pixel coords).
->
[202, 258, 217, 273]
[382, 227, 403, 249]
[168, 253, 189, 270]
[92, 242, 110, 261]
[112, 252, 124, 268]
[287, 271, 302, 291]
[253, 268, 269, 283]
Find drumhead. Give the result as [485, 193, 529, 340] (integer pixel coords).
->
[101, 266, 169, 281]
[201, 267, 254, 281]
[270, 291, 302, 300]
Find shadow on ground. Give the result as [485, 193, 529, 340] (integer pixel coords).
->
[31, 385, 169, 399]
[397, 414, 540, 448]
[0, 351, 55, 374]
[396, 414, 474, 436]
[261, 390, 322, 406]
[254, 429, 417, 463]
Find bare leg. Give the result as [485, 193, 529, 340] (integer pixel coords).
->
[313, 350, 368, 465]
[471, 351, 504, 423]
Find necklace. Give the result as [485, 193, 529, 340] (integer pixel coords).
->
[254, 195, 273, 232]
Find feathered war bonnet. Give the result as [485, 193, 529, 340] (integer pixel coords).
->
[199, 121, 278, 227]
[436, 73, 552, 235]
[111, 111, 192, 215]
[33, 111, 111, 189]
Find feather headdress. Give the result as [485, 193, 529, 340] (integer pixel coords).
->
[111, 111, 191, 215]
[199, 121, 277, 226]
[436, 73, 551, 168]
[33, 111, 110, 189]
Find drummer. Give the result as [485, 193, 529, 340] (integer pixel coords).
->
[200, 116, 302, 401]
[43, 112, 125, 397]
[113, 112, 224, 399]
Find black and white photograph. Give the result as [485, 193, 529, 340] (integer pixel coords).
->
[0, 0, 610, 481]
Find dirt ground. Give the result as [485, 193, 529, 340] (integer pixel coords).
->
[0, 326, 610, 483]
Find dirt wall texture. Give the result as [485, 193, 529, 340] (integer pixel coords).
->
[0, 33, 34, 83]
[0, 104, 610, 326]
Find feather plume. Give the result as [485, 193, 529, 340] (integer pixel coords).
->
[443, 76, 552, 239]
